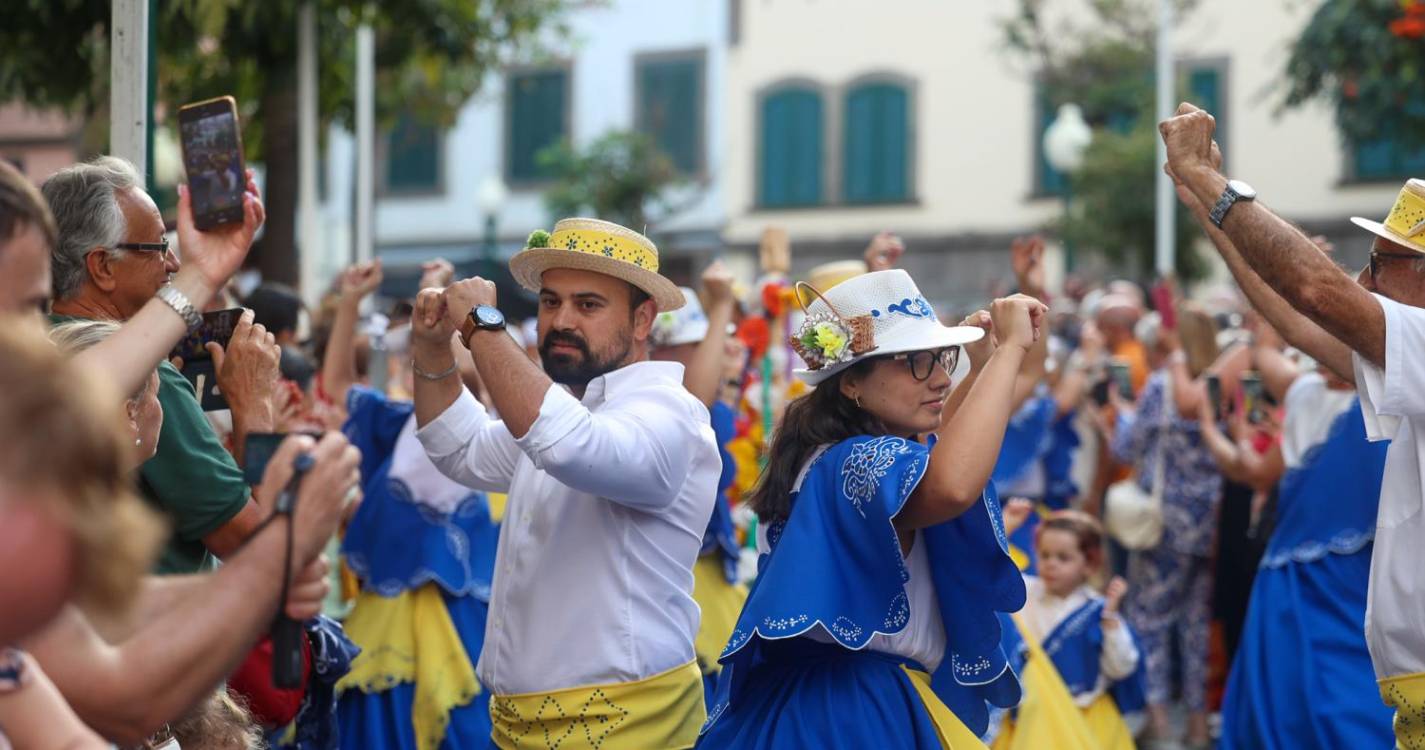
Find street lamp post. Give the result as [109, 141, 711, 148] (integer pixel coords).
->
[1043, 103, 1093, 272]
[477, 176, 508, 277]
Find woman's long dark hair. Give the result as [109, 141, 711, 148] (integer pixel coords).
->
[747, 359, 886, 524]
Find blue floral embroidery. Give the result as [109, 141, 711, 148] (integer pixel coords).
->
[843, 437, 914, 517]
[886, 296, 935, 319]
[883, 592, 910, 630]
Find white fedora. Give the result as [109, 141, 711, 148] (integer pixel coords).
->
[791, 269, 984, 385]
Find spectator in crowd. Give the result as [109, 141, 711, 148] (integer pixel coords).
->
[245, 281, 304, 348]
[42, 156, 276, 574]
[1108, 303, 1221, 749]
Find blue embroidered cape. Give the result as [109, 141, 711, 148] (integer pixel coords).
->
[709, 435, 1025, 736]
[1001, 599, 1146, 714]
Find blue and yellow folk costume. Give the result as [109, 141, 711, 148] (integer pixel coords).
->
[692, 401, 749, 710]
[993, 597, 1146, 749]
[335, 386, 501, 750]
[699, 435, 1024, 749]
[1219, 396, 1394, 750]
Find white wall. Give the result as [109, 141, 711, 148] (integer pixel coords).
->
[321, 0, 728, 258]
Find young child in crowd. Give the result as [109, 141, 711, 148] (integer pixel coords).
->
[993, 504, 1145, 750]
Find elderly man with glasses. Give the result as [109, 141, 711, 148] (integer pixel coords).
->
[42, 156, 281, 576]
[1161, 101, 1425, 749]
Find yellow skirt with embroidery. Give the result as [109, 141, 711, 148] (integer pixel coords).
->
[990, 614, 1111, 750]
[691, 554, 748, 679]
[1379, 671, 1425, 749]
[336, 586, 482, 750]
[489, 660, 705, 750]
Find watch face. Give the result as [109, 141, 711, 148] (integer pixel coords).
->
[474, 305, 505, 328]
[1228, 179, 1257, 200]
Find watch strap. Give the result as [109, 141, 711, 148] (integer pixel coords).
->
[155, 284, 202, 330]
[1209, 184, 1240, 229]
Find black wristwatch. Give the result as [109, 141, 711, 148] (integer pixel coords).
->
[459, 304, 506, 348]
[1208, 179, 1257, 229]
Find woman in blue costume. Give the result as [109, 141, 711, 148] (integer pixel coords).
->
[318, 260, 501, 750]
[699, 270, 1046, 749]
[1201, 346, 1394, 749]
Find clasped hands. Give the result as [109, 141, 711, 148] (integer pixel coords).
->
[411, 277, 499, 349]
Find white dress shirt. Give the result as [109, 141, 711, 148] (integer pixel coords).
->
[1020, 577, 1139, 707]
[1354, 293, 1425, 679]
[416, 360, 720, 694]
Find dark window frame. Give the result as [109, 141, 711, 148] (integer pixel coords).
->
[633, 48, 709, 180]
[503, 62, 574, 188]
[840, 72, 917, 206]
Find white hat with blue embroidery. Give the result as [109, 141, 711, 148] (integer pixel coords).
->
[791, 269, 984, 385]
[650, 287, 709, 348]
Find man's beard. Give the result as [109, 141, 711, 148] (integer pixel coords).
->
[539, 328, 632, 387]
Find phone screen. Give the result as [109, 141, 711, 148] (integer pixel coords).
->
[179, 98, 246, 229]
[243, 432, 323, 486]
[1110, 361, 1133, 400]
[1241, 373, 1265, 424]
[1206, 375, 1223, 421]
[170, 308, 243, 364]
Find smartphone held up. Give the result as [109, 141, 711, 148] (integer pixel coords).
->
[178, 96, 247, 231]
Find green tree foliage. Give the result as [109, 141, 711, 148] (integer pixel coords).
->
[0, 0, 572, 284]
[1000, 0, 1207, 281]
[1282, 0, 1425, 152]
[536, 131, 683, 231]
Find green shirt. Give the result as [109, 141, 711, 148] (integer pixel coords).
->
[50, 314, 250, 573]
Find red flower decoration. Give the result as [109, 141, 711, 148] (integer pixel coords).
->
[1391, 15, 1425, 37]
[738, 316, 772, 359]
[761, 281, 788, 318]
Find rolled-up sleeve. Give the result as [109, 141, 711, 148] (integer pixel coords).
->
[415, 388, 523, 493]
[515, 384, 704, 513]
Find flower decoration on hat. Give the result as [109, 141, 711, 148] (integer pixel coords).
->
[526, 229, 551, 248]
[788, 282, 877, 371]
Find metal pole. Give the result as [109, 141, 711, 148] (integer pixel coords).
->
[110, 0, 149, 176]
[297, 2, 320, 304]
[354, 23, 375, 266]
[1064, 182, 1076, 273]
[1154, 0, 1175, 277]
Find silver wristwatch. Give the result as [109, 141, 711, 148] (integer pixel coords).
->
[155, 284, 202, 330]
[1208, 179, 1257, 229]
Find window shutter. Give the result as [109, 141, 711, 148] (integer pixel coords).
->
[759, 88, 822, 207]
[844, 83, 908, 204]
[508, 69, 568, 181]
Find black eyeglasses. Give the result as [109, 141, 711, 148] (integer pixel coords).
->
[887, 347, 960, 381]
[114, 237, 171, 256]
[1369, 250, 1421, 283]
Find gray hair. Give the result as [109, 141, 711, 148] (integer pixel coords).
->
[49, 319, 156, 402]
[41, 156, 142, 301]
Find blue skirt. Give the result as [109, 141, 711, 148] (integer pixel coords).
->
[698, 639, 945, 749]
[1219, 547, 1393, 750]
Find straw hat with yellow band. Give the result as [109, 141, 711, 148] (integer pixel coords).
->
[796, 259, 869, 306]
[1351, 178, 1425, 254]
[508, 217, 686, 311]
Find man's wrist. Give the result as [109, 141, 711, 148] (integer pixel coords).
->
[413, 341, 456, 369]
[170, 267, 219, 312]
[1184, 165, 1229, 210]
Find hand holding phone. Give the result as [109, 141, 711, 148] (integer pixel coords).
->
[1109, 360, 1134, 401]
[1240, 372, 1265, 425]
[179, 96, 248, 230]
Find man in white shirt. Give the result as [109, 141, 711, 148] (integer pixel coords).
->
[1160, 101, 1425, 746]
[409, 218, 719, 750]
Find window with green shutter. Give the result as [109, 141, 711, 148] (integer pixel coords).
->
[507, 67, 569, 183]
[636, 53, 705, 176]
[1351, 101, 1425, 181]
[759, 86, 823, 207]
[843, 82, 910, 204]
[383, 114, 441, 194]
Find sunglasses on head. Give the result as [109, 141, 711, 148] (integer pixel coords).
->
[886, 347, 960, 381]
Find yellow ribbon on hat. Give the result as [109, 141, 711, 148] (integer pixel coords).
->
[547, 226, 660, 272]
[1383, 181, 1425, 251]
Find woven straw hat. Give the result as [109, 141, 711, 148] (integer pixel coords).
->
[1351, 178, 1425, 255]
[792, 269, 985, 385]
[509, 218, 685, 311]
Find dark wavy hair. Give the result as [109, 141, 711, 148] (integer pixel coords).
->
[747, 359, 886, 524]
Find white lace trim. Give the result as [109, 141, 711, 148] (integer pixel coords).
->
[1258, 528, 1374, 569]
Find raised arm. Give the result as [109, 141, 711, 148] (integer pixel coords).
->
[897, 295, 1047, 530]
[26, 433, 357, 744]
[1161, 103, 1383, 367]
[321, 259, 385, 409]
[683, 261, 737, 407]
[75, 172, 264, 400]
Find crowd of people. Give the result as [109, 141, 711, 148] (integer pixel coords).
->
[0, 99, 1421, 750]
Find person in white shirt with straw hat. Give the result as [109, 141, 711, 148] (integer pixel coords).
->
[1161, 100, 1425, 747]
[409, 218, 720, 750]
